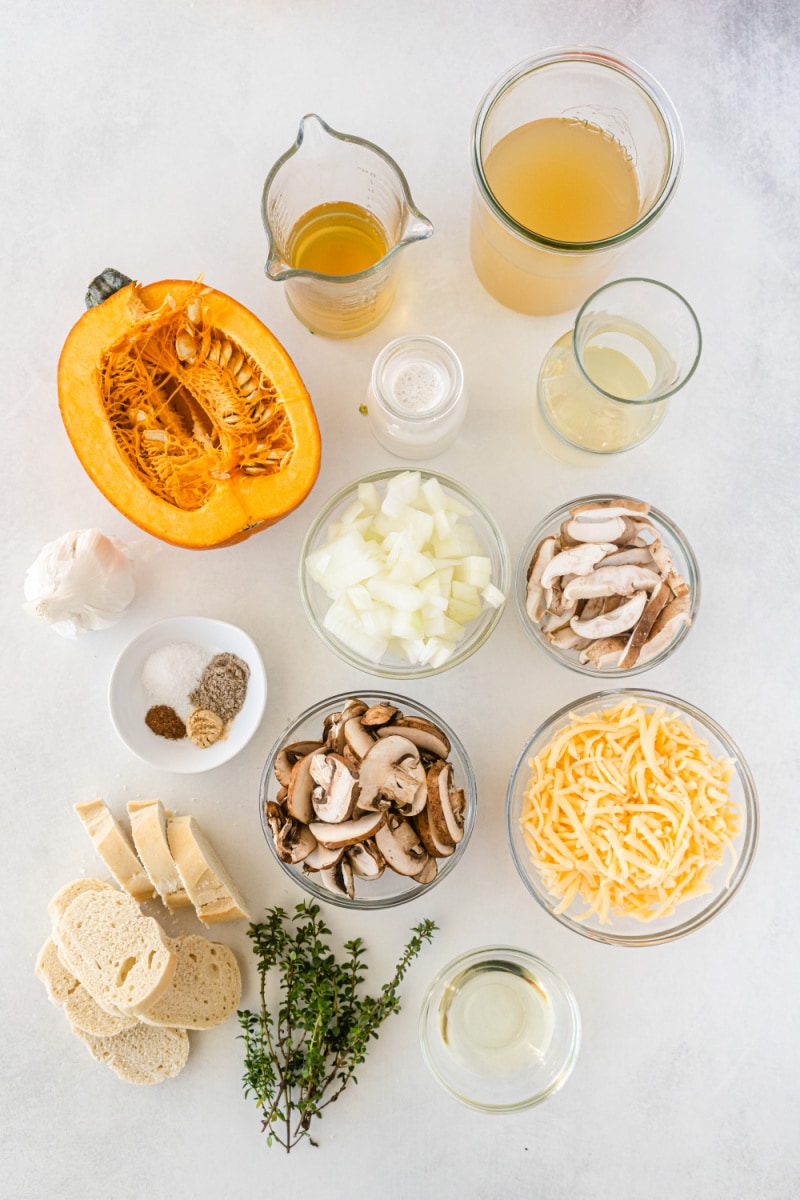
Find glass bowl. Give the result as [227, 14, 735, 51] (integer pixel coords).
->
[259, 690, 477, 910]
[514, 494, 700, 677]
[299, 468, 510, 679]
[419, 946, 581, 1112]
[506, 689, 759, 947]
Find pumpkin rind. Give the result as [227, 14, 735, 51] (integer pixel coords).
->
[58, 279, 321, 549]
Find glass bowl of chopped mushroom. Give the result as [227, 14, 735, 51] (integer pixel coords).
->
[506, 690, 759, 946]
[259, 691, 477, 909]
[299, 468, 509, 679]
[514, 494, 700, 676]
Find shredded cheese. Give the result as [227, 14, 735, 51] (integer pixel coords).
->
[520, 700, 741, 924]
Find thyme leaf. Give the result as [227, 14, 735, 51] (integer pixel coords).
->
[238, 901, 437, 1152]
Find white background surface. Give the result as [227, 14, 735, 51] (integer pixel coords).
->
[3, 1, 799, 1197]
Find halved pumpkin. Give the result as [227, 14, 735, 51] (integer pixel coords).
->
[58, 275, 321, 548]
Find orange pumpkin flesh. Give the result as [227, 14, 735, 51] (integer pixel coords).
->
[58, 279, 321, 548]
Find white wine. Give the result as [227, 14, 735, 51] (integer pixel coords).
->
[439, 959, 554, 1078]
[538, 318, 673, 453]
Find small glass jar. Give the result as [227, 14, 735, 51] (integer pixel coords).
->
[367, 335, 467, 459]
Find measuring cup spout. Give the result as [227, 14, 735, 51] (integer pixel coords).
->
[400, 209, 434, 246]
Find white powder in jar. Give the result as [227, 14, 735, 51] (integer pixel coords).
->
[141, 642, 209, 719]
[389, 361, 446, 414]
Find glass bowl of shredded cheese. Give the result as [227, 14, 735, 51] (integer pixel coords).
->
[506, 690, 758, 946]
[299, 469, 509, 678]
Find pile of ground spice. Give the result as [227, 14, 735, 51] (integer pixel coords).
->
[186, 707, 225, 748]
[189, 652, 250, 723]
[145, 704, 186, 740]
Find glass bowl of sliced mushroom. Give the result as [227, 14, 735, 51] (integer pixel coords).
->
[299, 469, 509, 679]
[259, 692, 477, 908]
[514, 495, 700, 676]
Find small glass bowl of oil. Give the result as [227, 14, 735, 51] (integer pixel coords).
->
[419, 947, 580, 1111]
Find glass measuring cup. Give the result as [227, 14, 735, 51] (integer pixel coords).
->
[470, 48, 684, 315]
[537, 277, 702, 453]
[262, 114, 434, 338]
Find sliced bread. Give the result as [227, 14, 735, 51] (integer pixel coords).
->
[35, 939, 137, 1036]
[73, 1024, 189, 1085]
[127, 799, 191, 910]
[74, 799, 155, 901]
[55, 888, 176, 1018]
[166, 816, 251, 924]
[47, 877, 114, 926]
[139, 934, 241, 1030]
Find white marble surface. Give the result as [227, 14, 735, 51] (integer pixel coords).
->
[3, 1, 799, 1196]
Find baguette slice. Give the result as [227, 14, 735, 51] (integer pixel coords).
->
[74, 799, 155, 901]
[49, 879, 130, 1020]
[127, 799, 191, 910]
[47, 877, 114, 926]
[56, 889, 176, 1017]
[35, 939, 137, 1036]
[140, 935, 241, 1030]
[73, 1024, 189, 1085]
[166, 816, 251, 924]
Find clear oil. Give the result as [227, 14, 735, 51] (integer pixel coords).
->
[439, 960, 554, 1078]
[288, 201, 389, 276]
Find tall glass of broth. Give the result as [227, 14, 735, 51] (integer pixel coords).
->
[470, 48, 684, 315]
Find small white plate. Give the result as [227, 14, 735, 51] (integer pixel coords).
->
[109, 617, 267, 773]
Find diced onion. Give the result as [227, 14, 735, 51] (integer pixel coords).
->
[307, 472, 505, 665]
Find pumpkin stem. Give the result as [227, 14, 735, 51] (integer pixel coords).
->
[85, 269, 133, 310]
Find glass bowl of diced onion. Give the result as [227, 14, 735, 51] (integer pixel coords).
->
[506, 690, 759, 946]
[299, 469, 510, 678]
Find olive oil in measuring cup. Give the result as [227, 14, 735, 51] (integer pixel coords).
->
[288, 202, 389, 276]
[262, 114, 433, 338]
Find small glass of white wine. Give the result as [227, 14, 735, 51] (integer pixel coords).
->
[419, 947, 580, 1111]
[537, 277, 702, 453]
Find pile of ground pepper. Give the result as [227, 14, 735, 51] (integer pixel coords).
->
[189, 652, 250, 723]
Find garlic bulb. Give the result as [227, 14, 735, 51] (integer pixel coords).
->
[24, 529, 136, 637]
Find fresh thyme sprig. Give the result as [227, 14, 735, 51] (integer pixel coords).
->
[238, 901, 437, 1152]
